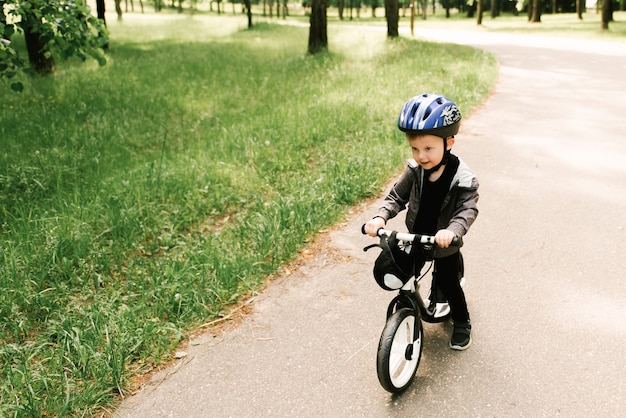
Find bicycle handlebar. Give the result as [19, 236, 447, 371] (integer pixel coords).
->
[361, 224, 461, 247]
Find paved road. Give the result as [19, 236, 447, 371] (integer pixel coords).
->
[117, 29, 626, 417]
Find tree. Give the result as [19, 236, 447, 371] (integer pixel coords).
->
[243, 0, 253, 27]
[576, 0, 584, 19]
[21, 6, 55, 75]
[96, 0, 109, 49]
[490, 0, 500, 18]
[441, 0, 453, 17]
[282, 0, 288, 18]
[308, 0, 327, 54]
[115, 0, 123, 20]
[467, 0, 476, 17]
[0, 0, 7, 39]
[0, 0, 108, 91]
[385, 0, 399, 37]
[601, 0, 613, 30]
[476, 0, 483, 25]
[530, 0, 542, 22]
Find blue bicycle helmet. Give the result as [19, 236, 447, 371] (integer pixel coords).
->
[397, 93, 462, 138]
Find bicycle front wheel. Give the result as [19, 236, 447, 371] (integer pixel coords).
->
[376, 308, 423, 393]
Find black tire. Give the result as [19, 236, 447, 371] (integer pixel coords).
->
[376, 308, 423, 393]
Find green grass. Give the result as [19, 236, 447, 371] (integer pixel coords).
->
[0, 12, 496, 416]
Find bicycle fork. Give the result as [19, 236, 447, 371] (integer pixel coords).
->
[387, 290, 422, 359]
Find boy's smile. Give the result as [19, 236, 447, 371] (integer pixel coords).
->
[407, 134, 455, 172]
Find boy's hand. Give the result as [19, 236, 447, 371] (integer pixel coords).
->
[435, 229, 456, 248]
[365, 217, 386, 237]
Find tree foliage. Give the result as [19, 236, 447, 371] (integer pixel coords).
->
[0, 0, 108, 91]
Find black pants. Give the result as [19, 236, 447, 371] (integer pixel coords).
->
[415, 251, 470, 323]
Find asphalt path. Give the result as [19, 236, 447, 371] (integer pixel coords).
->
[117, 28, 626, 417]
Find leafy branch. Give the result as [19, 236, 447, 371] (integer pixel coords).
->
[0, 0, 109, 92]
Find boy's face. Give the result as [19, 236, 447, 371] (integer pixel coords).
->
[407, 134, 454, 171]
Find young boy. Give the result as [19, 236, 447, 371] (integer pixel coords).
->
[364, 93, 479, 350]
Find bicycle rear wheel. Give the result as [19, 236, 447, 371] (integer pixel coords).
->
[376, 308, 423, 393]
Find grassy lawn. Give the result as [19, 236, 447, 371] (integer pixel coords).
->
[1, 11, 498, 416]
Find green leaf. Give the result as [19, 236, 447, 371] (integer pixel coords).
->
[10, 81, 23, 92]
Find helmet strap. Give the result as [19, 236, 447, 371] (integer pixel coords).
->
[425, 137, 451, 175]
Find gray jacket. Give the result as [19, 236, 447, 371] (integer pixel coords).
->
[376, 156, 479, 258]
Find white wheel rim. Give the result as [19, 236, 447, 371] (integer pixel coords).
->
[388, 315, 420, 388]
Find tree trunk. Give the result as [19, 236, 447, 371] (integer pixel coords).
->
[243, 0, 252, 27]
[476, 0, 483, 25]
[115, 0, 123, 19]
[96, 0, 109, 49]
[601, 0, 612, 29]
[385, 0, 399, 37]
[97, 0, 106, 22]
[467, 0, 475, 18]
[576, 0, 584, 19]
[531, 0, 542, 22]
[490, 0, 499, 18]
[308, 0, 328, 54]
[23, 16, 55, 75]
[441, 0, 451, 17]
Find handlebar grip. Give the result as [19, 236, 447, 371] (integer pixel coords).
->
[360, 224, 381, 234]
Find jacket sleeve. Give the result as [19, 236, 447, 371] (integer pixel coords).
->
[446, 177, 479, 238]
[376, 166, 414, 222]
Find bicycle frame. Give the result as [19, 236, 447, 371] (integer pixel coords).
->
[388, 265, 447, 323]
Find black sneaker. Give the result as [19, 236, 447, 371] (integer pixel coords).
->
[450, 320, 472, 350]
